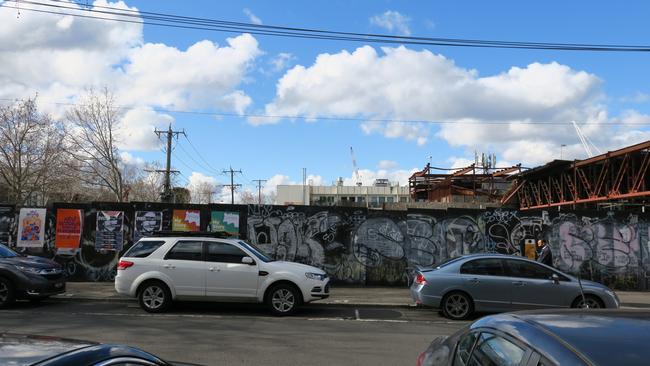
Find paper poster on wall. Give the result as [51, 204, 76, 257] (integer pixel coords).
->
[55, 209, 83, 253]
[172, 209, 200, 232]
[134, 211, 163, 240]
[524, 239, 537, 260]
[0, 206, 13, 247]
[95, 211, 124, 251]
[17, 208, 46, 248]
[210, 211, 239, 236]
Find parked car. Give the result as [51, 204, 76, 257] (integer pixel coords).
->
[0, 244, 66, 308]
[417, 309, 650, 366]
[411, 254, 619, 320]
[0, 333, 201, 366]
[115, 234, 330, 315]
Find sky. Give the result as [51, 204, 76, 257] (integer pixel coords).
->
[1, 0, 650, 203]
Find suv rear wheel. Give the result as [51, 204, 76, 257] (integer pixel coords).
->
[266, 283, 301, 316]
[138, 281, 171, 313]
[0, 277, 15, 309]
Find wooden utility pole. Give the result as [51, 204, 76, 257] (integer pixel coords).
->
[222, 166, 242, 204]
[154, 125, 185, 202]
[252, 179, 267, 205]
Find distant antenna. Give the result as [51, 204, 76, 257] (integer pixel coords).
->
[350, 147, 362, 186]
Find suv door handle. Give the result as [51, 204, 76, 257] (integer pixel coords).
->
[164, 264, 175, 269]
[467, 278, 479, 284]
[512, 281, 525, 286]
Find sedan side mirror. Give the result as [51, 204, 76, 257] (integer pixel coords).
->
[551, 274, 560, 285]
[242, 256, 255, 265]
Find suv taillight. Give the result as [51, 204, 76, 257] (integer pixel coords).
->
[117, 260, 134, 270]
[415, 273, 427, 285]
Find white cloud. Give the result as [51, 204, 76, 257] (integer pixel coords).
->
[263, 44, 650, 166]
[370, 10, 411, 36]
[120, 151, 145, 166]
[243, 8, 262, 25]
[620, 92, 650, 103]
[343, 168, 417, 186]
[270, 52, 295, 72]
[117, 107, 174, 151]
[377, 160, 398, 170]
[0, 1, 262, 151]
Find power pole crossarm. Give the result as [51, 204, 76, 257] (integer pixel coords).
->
[252, 179, 267, 205]
[154, 125, 186, 202]
[222, 166, 242, 204]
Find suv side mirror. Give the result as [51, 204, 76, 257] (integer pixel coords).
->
[551, 274, 560, 285]
[242, 256, 255, 265]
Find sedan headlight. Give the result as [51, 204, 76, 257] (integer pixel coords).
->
[305, 272, 327, 281]
[15, 265, 46, 274]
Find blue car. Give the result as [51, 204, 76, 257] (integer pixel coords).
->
[417, 310, 650, 366]
[410, 254, 619, 320]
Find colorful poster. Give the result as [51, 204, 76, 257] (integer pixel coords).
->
[17, 208, 46, 248]
[95, 211, 124, 251]
[134, 211, 163, 240]
[210, 211, 240, 236]
[0, 206, 13, 247]
[172, 209, 200, 232]
[55, 209, 83, 252]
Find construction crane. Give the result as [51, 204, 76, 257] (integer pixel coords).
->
[572, 120, 602, 158]
[350, 147, 362, 186]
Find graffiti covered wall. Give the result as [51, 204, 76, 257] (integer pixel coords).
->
[2, 202, 649, 288]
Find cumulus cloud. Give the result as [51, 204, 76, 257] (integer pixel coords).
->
[262, 45, 650, 165]
[269, 52, 295, 72]
[377, 160, 398, 170]
[370, 10, 411, 36]
[243, 8, 262, 25]
[117, 107, 174, 151]
[0, 1, 262, 151]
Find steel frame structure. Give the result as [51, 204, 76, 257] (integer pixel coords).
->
[502, 140, 650, 210]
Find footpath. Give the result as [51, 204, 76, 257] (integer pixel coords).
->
[54, 282, 650, 309]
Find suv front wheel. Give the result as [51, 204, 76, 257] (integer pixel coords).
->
[0, 277, 15, 308]
[266, 284, 301, 316]
[138, 281, 171, 313]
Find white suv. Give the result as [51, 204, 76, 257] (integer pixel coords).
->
[115, 236, 330, 315]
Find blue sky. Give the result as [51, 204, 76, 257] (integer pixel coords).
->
[1, 0, 649, 202]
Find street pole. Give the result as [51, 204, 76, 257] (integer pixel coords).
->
[252, 179, 267, 205]
[222, 167, 242, 204]
[154, 125, 185, 202]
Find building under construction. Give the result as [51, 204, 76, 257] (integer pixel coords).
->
[409, 160, 522, 204]
[501, 140, 650, 210]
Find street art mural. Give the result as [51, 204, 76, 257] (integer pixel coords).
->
[2, 201, 648, 288]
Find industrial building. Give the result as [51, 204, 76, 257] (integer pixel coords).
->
[276, 178, 410, 208]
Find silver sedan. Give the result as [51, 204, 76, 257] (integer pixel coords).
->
[410, 254, 620, 320]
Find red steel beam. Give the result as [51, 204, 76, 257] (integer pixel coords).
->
[520, 190, 650, 210]
[575, 140, 650, 167]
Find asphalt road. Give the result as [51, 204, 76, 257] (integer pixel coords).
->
[0, 300, 468, 366]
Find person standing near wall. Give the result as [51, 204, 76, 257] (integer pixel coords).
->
[536, 239, 553, 267]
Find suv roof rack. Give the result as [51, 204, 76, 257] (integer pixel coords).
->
[150, 231, 237, 239]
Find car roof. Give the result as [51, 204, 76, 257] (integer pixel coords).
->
[0, 333, 95, 365]
[473, 310, 650, 366]
[139, 236, 240, 243]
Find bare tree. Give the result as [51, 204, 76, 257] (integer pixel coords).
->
[0, 98, 66, 205]
[65, 89, 125, 202]
[239, 190, 257, 204]
[189, 180, 218, 204]
[125, 162, 169, 202]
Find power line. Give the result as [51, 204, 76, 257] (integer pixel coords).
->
[5, 1, 650, 52]
[182, 135, 223, 175]
[1, 98, 647, 126]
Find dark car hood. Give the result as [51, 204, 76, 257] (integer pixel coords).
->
[0, 255, 60, 269]
[0, 333, 94, 366]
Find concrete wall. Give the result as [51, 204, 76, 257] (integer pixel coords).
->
[3, 202, 649, 289]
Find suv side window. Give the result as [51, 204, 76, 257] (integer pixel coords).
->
[206, 242, 248, 263]
[453, 331, 478, 366]
[506, 260, 567, 281]
[165, 241, 203, 261]
[123, 240, 166, 258]
[460, 259, 505, 276]
[469, 332, 526, 366]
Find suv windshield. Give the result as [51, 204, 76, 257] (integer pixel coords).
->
[0, 244, 18, 258]
[238, 241, 273, 263]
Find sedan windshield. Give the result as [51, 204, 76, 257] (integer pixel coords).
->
[238, 241, 274, 263]
[0, 244, 18, 258]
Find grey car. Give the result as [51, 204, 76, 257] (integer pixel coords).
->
[410, 254, 619, 320]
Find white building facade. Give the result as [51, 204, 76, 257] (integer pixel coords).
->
[276, 182, 410, 208]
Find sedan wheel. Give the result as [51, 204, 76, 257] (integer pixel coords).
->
[574, 295, 603, 309]
[0, 278, 15, 308]
[139, 282, 170, 313]
[267, 285, 300, 316]
[442, 292, 473, 320]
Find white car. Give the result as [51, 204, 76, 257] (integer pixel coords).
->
[115, 236, 330, 315]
